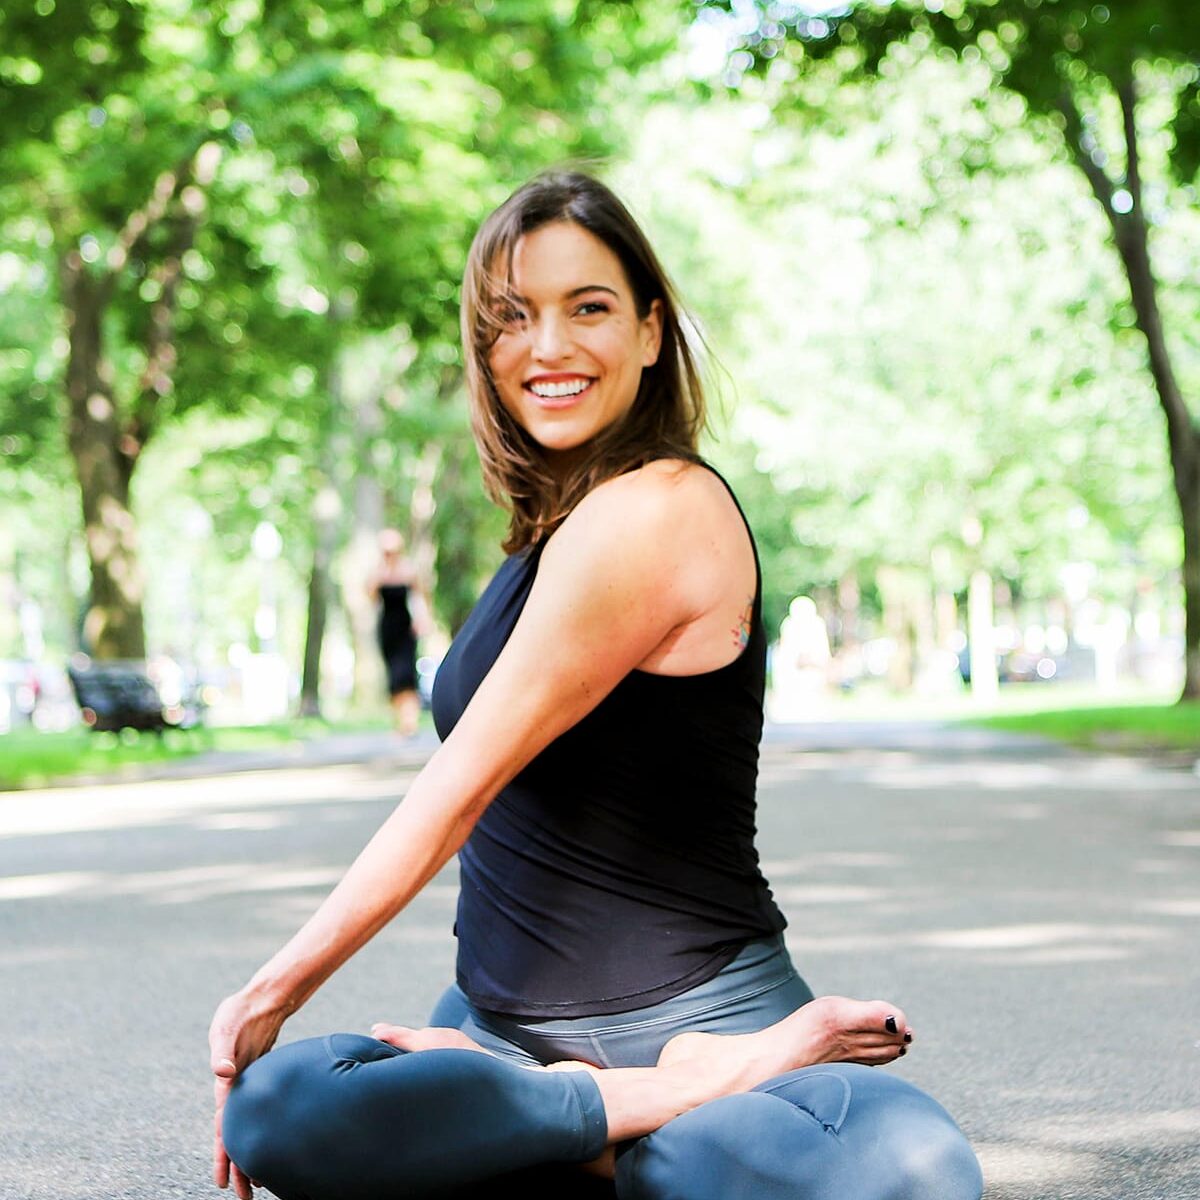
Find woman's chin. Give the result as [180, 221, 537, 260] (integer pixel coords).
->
[535, 429, 595, 457]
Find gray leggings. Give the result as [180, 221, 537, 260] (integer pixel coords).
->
[224, 939, 983, 1199]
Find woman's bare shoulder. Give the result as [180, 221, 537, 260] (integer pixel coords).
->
[570, 458, 733, 531]
[544, 459, 747, 605]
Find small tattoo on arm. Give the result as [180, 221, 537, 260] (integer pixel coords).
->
[731, 597, 753, 650]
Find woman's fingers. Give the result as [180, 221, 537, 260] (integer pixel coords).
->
[213, 1136, 230, 1190]
[229, 1161, 255, 1200]
[213, 1075, 233, 1188]
[214, 1076, 255, 1197]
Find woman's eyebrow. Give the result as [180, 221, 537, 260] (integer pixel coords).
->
[507, 284, 619, 304]
[565, 284, 619, 299]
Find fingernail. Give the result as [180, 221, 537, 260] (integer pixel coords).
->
[885, 1016, 898, 1034]
[904, 1032, 913, 1043]
[219, 1058, 236, 1071]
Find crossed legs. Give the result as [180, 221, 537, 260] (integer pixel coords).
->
[223, 998, 982, 1200]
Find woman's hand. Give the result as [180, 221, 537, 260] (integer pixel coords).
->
[209, 988, 289, 1197]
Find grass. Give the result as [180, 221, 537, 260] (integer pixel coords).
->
[771, 680, 1198, 755]
[965, 699, 1200, 754]
[0, 716, 396, 791]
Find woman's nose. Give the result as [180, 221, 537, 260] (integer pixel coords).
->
[529, 313, 572, 362]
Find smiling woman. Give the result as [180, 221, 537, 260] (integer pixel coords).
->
[210, 172, 982, 1200]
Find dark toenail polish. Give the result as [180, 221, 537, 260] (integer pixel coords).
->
[899, 1046, 907, 1056]
[904, 1032, 913, 1043]
[885, 1016, 898, 1034]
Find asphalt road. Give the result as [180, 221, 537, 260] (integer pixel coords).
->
[2, 724, 1197, 1199]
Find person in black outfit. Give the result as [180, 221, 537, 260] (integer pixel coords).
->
[367, 528, 424, 736]
[209, 172, 982, 1200]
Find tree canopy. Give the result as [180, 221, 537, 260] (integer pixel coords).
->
[701, 0, 1200, 696]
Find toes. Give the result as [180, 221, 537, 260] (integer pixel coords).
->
[867, 1001, 911, 1042]
[850, 1042, 907, 1066]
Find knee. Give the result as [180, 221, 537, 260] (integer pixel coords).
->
[880, 1118, 983, 1200]
[222, 1042, 313, 1185]
[799, 1064, 982, 1200]
[620, 1070, 984, 1200]
[224, 1035, 390, 1188]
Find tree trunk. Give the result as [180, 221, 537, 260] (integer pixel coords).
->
[1060, 83, 1200, 699]
[62, 256, 147, 661]
[1179, 478, 1200, 699]
[298, 486, 340, 718]
[1108, 151, 1200, 698]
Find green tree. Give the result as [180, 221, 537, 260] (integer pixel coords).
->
[0, 0, 669, 666]
[704, 0, 1200, 697]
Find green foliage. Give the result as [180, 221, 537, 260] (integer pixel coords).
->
[705, 0, 1198, 144]
[690, 0, 1193, 679]
[0, 717, 392, 790]
[0, 0, 674, 675]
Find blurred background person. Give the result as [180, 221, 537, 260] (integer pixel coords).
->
[367, 529, 429, 736]
[770, 595, 832, 722]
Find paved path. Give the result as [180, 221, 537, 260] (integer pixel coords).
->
[2, 723, 1197, 1198]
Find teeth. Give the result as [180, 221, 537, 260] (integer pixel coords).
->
[529, 378, 590, 398]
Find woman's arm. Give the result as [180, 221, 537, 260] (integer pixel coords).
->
[230, 466, 716, 1008]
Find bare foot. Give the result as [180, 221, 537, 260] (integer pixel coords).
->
[371, 1024, 602, 1074]
[656, 996, 912, 1094]
[370, 1024, 498, 1055]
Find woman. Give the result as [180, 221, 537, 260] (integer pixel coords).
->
[210, 172, 983, 1200]
[367, 528, 425, 736]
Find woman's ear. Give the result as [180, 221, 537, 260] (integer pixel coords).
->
[640, 299, 664, 367]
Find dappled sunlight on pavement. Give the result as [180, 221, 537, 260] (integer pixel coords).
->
[2, 723, 1197, 1198]
[0, 763, 418, 839]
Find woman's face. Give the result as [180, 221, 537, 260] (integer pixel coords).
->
[487, 221, 662, 465]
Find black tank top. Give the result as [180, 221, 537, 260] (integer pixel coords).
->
[430, 463, 786, 1017]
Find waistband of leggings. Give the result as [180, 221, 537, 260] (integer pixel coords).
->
[492, 934, 798, 1038]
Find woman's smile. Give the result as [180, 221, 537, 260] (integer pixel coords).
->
[525, 373, 596, 407]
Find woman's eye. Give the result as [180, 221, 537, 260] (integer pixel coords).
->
[575, 301, 609, 317]
[497, 306, 528, 327]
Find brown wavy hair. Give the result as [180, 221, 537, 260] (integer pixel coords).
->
[461, 171, 708, 553]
